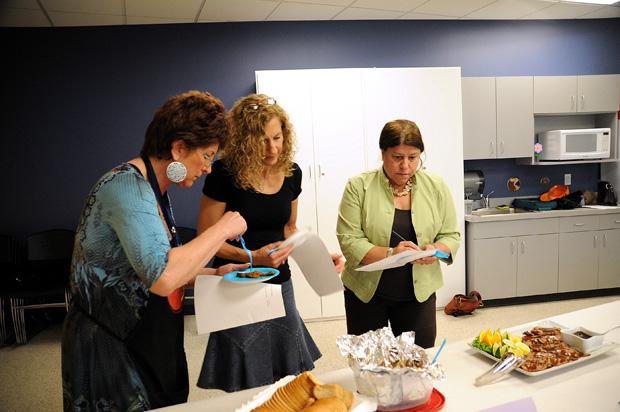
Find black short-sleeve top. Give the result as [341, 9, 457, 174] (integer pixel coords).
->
[202, 160, 302, 284]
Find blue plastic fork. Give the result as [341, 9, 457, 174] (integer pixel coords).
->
[239, 235, 253, 270]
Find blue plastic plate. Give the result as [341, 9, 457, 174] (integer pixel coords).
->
[222, 267, 280, 284]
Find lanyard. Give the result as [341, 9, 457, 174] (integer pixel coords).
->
[141, 154, 180, 247]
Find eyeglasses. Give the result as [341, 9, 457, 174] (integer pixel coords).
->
[202, 152, 217, 167]
[244, 97, 277, 111]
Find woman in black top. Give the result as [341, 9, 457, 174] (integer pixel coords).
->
[196, 94, 343, 392]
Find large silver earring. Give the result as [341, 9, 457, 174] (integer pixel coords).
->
[166, 161, 187, 183]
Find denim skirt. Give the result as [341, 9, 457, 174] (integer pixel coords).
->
[197, 279, 321, 392]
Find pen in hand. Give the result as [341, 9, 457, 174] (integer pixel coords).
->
[391, 230, 407, 242]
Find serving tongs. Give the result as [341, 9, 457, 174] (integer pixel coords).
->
[474, 352, 524, 386]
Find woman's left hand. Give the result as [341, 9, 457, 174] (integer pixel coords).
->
[215, 263, 250, 276]
[331, 253, 345, 272]
[415, 244, 438, 265]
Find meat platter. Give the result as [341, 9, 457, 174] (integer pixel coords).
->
[469, 320, 619, 376]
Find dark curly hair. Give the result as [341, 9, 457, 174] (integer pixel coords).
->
[141, 90, 228, 159]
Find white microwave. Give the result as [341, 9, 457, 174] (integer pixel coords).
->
[538, 128, 611, 161]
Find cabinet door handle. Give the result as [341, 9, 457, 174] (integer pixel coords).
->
[318, 164, 325, 177]
[520, 240, 525, 255]
[580, 95, 585, 110]
[603, 233, 607, 248]
[308, 165, 312, 180]
[615, 220, 620, 224]
[499, 141, 504, 155]
[594, 235, 597, 248]
[490, 141, 495, 156]
[574, 223, 585, 227]
[510, 241, 515, 255]
[571, 95, 575, 110]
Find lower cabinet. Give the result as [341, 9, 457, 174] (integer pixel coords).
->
[468, 234, 558, 300]
[598, 229, 620, 288]
[467, 213, 620, 299]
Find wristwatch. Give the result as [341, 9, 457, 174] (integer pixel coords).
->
[386, 247, 394, 258]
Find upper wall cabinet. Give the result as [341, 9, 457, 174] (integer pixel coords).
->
[462, 76, 533, 160]
[534, 75, 620, 114]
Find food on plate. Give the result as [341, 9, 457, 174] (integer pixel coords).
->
[520, 326, 587, 372]
[238, 270, 275, 278]
[251, 371, 353, 412]
[472, 328, 531, 358]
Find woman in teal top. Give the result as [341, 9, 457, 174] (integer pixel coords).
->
[61, 91, 248, 411]
[336, 119, 460, 348]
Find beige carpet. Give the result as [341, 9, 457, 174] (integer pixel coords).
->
[0, 296, 617, 411]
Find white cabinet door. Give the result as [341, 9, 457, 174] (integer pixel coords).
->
[559, 231, 599, 292]
[578, 75, 620, 113]
[516, 234, 558, 296]
[310, 70, 366, 318]
[533, 76, 577, 114]
[468, 237, 517, 300]
[255, 70, 322, 319]
[496, 77, 533, 159]
[598, 229, 620, 289]
[462, 77, 496, 160]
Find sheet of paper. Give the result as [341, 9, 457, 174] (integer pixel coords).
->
[290, 233, 343, 296]
[194, 275, 285, 334]
[355, 249, 437, 272]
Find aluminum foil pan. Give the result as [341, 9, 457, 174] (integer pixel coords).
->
[337, 327, 445, 411]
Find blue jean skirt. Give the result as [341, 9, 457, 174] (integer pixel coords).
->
[197, 279, 322, 392]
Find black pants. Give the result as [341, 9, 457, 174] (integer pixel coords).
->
[344, 288, 437, 349]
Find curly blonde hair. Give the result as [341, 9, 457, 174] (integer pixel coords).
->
[222, 94, 296, 190]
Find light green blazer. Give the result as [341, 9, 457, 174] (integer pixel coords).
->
[336, 168, 460, 303]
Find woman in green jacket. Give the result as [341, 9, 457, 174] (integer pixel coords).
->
[336, 119, 460, 348]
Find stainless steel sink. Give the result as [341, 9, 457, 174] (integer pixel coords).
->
[470, 207, 532, 216]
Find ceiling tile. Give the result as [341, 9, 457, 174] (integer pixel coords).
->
[413, 0, 497, 17]
[400, 12, 458, 19]
[463, 0, 555, 19]
[0, 0, 40, 10]
[268, 2, 344, 20]
[49, 11, 123, 26]
[578, 5, 620, 18]
[127, 15, 194, 24]
[126, 0, 203, 19]
[350, 0, 427, 12]
[0, 7, 49, 26]
[522, 2, 604, 19]
[199, 0, 278, 21]
[335, 7, 404, 19]
[41, 0, 122, 15]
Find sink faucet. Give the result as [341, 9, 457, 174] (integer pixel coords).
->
[482, 190, 495, 208]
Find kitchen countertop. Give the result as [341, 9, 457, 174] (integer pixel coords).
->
[465, 206, 620, 223]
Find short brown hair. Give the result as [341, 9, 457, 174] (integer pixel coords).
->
[223, 94, 295, 190]
[379, 119, 424, 153]
[141, 90, 227, 159]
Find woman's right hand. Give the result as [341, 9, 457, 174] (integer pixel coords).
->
[393, 240, 420, 255]
[252, 242, 294, 268]
[217, 211, 247, 240]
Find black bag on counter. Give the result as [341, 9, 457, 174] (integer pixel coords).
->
[556, 191, 583, 210]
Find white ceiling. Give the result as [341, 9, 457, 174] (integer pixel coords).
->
[1, 0, 619, 27]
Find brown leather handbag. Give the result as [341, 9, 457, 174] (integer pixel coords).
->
[444, 291, 483, 317]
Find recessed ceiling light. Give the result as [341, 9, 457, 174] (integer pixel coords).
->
[561, 0, 617, 4]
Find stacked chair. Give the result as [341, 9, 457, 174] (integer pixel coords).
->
[2, 229, 75, 344]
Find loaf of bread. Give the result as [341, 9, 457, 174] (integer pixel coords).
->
[251, 372, 353, 412]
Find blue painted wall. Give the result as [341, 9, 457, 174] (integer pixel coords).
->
[2, 19, 619, 239]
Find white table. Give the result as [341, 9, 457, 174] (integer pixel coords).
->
[155, 300, 620, 411]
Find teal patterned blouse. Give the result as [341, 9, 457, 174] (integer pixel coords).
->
[62, 163, 172, 411]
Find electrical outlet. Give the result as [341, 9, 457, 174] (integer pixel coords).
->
[564, 173, 571, 186]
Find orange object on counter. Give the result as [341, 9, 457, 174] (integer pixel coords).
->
[539, 184, 570, 202]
